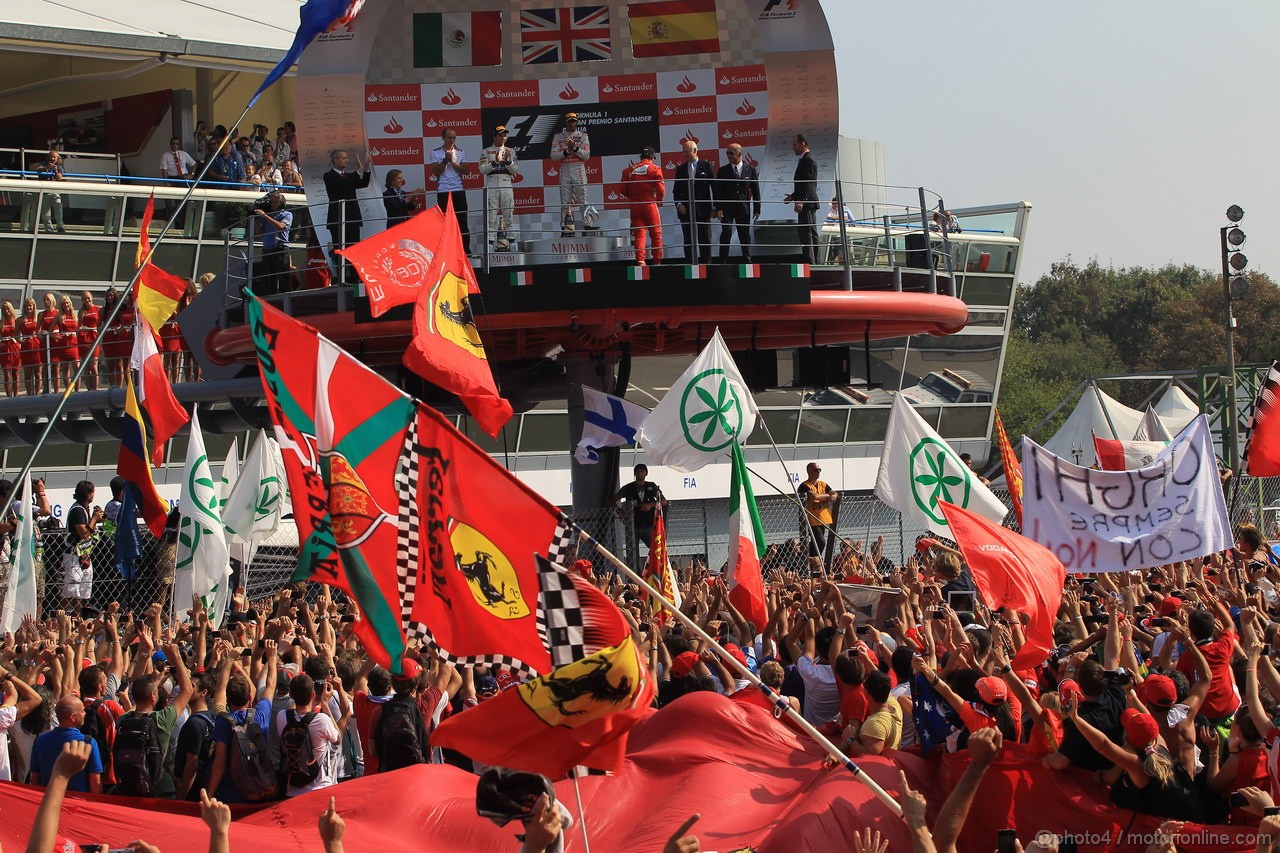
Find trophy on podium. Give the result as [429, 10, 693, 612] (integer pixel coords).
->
[583, 205, 601, 235]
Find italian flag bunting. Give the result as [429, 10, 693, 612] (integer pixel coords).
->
[726, 442, 767, 630]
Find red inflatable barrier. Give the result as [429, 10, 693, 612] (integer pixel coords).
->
[0, 693, 1262, 852]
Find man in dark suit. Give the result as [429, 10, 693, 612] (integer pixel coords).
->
[673, 141, 715, 264]
[712, 144, 761, 263]
[783, 133, 819, 264]
[323, 148, 371, 281]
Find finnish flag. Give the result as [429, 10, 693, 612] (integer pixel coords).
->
[575, 387, 650, 464]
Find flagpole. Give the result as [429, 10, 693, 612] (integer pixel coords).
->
[570, 774, 593, 853]
[0, 99, 258, 525]
[574, 529, 904, 817]
[755, 419, 827, 578]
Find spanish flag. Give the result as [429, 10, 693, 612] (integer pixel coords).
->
[135, 191, 154, 268]
[135, 263, 188, 343]
[628, 0, 719, 58]
[431, 636, 654, 778]
[117, 373, 171, 537]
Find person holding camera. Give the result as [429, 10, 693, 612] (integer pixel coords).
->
[63, 479, 103, 614]
[254, 191, 293, 297]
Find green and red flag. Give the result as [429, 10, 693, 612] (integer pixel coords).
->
[726, 442, 766, 630]
[248, 293, 414, 672]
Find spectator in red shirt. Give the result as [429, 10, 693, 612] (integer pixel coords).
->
[1174, 603, 1239, 723]
[729, 661, 800, 728]
[353, 664, 393, 776]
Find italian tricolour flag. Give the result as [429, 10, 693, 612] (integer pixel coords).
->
[727, 442, 767, 631]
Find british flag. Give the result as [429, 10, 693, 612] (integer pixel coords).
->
[520, 6, 611, 64]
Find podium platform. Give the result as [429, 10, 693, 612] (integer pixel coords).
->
[516, 235, 630, 265]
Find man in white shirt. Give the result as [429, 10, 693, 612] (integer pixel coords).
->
[0, 662, 43, 781]
[787, 621, 841, 725]
[430, 126, 471, 254]
[550, 113, 590, 236]
[275, 673, 348, 798]
[160, 138, 196, 182]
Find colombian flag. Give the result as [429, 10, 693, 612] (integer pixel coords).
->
[117, 373, 170, 537]
[628, 0, 719, 58]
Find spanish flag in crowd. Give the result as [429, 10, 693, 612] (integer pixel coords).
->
[116, 373, 170, 537]
[135, 192, 155, 268]
[993, 408, 1023, 526]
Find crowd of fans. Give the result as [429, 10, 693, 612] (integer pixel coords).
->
[184, 121, 303, 192]
[8, 495, 1280, 851]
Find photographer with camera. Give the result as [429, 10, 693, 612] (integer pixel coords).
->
[253, 191, 293, 297]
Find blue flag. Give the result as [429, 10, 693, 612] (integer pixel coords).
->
[114, 483, 142, 582]
[911, 673, 962, 756]
[250, 0, 364, 107]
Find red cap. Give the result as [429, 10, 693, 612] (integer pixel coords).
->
[495, 670, 520, 691]
[722, 643, 748, 667]
[916, 538, 937, 553]
[571, 559, 594, 580]
[1138, 674, 1177, 708]
[1058, 678, 1084, 704]
[976, 676, 1008, 705]
[1158, 597, 1183, 618]
[397, 658, 423, 680]
[1122, 708, 1160, 749]
[670, 651, 700, 679]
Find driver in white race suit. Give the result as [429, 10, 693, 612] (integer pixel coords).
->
[480, 125, 520, 250]
[551, 112, 591, 236]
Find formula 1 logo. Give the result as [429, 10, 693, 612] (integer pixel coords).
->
[759, 0, 798, 19]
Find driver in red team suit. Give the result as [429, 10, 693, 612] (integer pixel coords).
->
[620, 146, 666, 266]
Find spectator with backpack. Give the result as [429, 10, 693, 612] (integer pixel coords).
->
[206, 639, 279, 803]
[174, 669, 217, 801]
[372, 657, 431, 773]
[76, 664, 122, 788]
[114, 630, 192, 797]
[276, 671, 348, 798]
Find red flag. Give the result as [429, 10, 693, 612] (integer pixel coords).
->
[135, 191, 154, 268]
[993, 409, 1023, 526]
[1246, 362, 1280, 476]
[336, 207, 446, 317]
[402, 196, 512, 437]
[131, 313, 188, 465]
[431, 636, 653, 778]
[642, 512, 680, 626]
[1092, 434, 1166, 471]
[247, 296, 416, 673]
[938, 501, 1064, 670]
[409, 404, 618, 676]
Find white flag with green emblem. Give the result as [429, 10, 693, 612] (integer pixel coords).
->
[174, 406, 230, 619]
[222, 429, 286, 545]
[875, 395, 1008, 536]
[0, 485, 37, 634]
[638, 329, 760, 472]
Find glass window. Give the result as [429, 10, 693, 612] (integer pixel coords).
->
[938, 405, 992, 440]
[0, 241, 31, 281]
[460, 416, 515, 454]
[748, 409, 798, 446]
[846, 406, 891, 442]
[123, 195, 195, 239]
[39, 191, 123, 236]
[31, 442, 89, 470]
[958, 275, 1014, 306]
[517, 412, 569, 453]
[0, 190, 37, 233]
[115, 242, 196, 283]
[32, 239, 116, 282]
[962, 242, 1019, 275]
[965, 310, 1007, 328]
[796, 406, 847, 444]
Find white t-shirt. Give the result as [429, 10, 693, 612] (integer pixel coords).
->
[0, 705, 18, 781]
[13, 715, 53, 781]
[275, 707, 342, 797]
[796, 656, 840, 725]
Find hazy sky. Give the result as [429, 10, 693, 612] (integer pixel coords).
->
[824, 1, 1280, 284]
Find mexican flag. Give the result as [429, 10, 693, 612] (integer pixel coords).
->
[875, 395, 1008, 538]
[726, 442, 766, 631]
[413, 11, 502, 68]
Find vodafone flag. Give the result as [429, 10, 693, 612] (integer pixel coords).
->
[1092, 436, 1167, 471]
[938, 501, 1065, 670]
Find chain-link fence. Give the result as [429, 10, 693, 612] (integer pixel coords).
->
[8, 476, 1280, 617]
